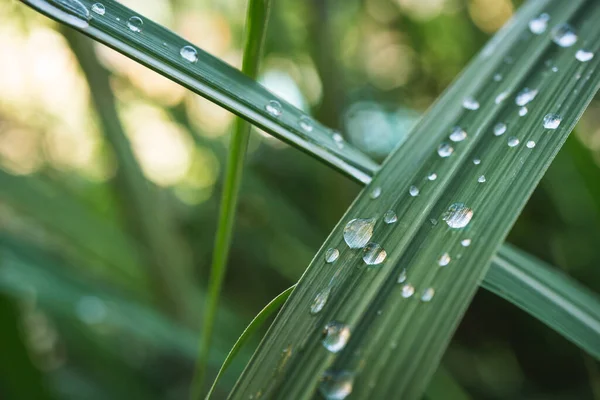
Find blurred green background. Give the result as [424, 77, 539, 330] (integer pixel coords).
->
[1, 0, 599, 398]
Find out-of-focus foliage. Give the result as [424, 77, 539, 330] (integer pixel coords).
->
[1, 0, 599, 398]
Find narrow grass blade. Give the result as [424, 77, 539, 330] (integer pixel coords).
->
[191, 0, 272, 397]
[206, 285, 296, 399]
[489, 245, 600, 359]
[230, 1, 600, 398]
[19, 0, 378, 184]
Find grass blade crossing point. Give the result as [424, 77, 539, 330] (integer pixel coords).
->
[190, 1, 272, 398]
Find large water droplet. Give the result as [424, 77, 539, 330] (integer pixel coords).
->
[462, 96, 480, 110]
[299, 116, 314, 132]
[575, 49, 594, 62]
[543, 113, 561, 129]
[515, 87, 538, 106]
[397, 269, 407, 283]
[438, 252, 451, 266]
[421, 288, 435, 302]
[437, 143, 454, 158]
[552, 23, 577, 47]
[519, 106, 528, 117]
[495, 91, 509, 104]
[322, 321, 351, 353]
[363, 243, 387, 265]
[91, 2, 105, 15]
[311, 287, 331, 315]
[320, 371, 353, 400]
[443, 203, 473, 229]
[528, 13, 549, 34]
[409, 185, 420, 197]
[180, 45, 198, 63]
[508, 137, 520, 147]
[325, 248, 339, 263]
[478, 175, 486, 183]
[428, 172, 437, 181]
[343, 218, 375, 249]
[370, 187, 382, 199]
[401, 284, 415, 298]
[526, 140, 536, 148]
[265, 100, 282, 117]
[127, 16, 143, 32]
[383, 210, 397, 224]
[449, 126, 467, 142]
[493, 122, 507, 136]
[461, 238, 472, 247]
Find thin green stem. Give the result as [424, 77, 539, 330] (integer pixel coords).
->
[190, 1, 272, 398]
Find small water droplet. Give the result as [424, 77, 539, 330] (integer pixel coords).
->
[519, 106, 528, 116]
[325, 248, 339, 263]
[515, 87, 538, 106]
[462, 96, 480, 110]
[508, 137, 520, 147]
[299, 116, 314, 132]
[461, 238, 472, 247]
[430, 218, 438, 226]
[443, 203, 473, 229]
[322, 321, 351, 353]
[493, 73, 503, 82]
[449, 126, 467, 142]
[343, 218, 375, 249]
[493, 122, 507, 136]
[428, 172, 437, 181]
[438, 253, 451, 266]
[376, 310, 383, 316]
[332, 132, 345, 148]
[320, 371, 353, 400]
[180, 45, 199, 63]
[495, 91, 509, 104]
[370, 187, 382, 199]
[421, 288, 435, 302]
[543, 113, 561, 129]
[401, 284, 415, 298]
[437, 143, 454, 158]
[529, 13, 549, 35]
[409, 185, 420, 197]
[473, 158, 481, 165]
[552, 23, 578, 47]
[383, 210, 397, 224]
[363, 243, 387, 265]
[310, 287, 331, 315]
[575, 49, 594, 62]
[91, 2, 105, 15]
[127, 16, 143, 32]
[551, 66, 559, 73]
[397, 269, 407, 283]
[526, 140, 536, 148]
[265, 100, 282, 117]
[478, 175, 486, 183]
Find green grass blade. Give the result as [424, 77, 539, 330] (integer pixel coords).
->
[230, 1, 600, 398]
[489, 245, 600, 359]
[191, 1, 272, 398]
[19, 0, 378, 184]
[206, 285, 295, 399]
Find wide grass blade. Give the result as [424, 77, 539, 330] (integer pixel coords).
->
[19, 0, 378, 184]
[230, 1, 600, 398]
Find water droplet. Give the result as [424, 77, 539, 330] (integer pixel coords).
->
[325, 248, 339, 263]
[528, 13, 549, 34]
[421, 288, 435, 302]
[397, 269, 407, 283]
[526, 140, 536, 148]
[495, 91, 509, 104]
[551, 66, 559, 73]
[343, 218, 375, 249]
[478, 175, 486, 183]
[493, 73, 503, 82]
[515, 87, 538, 106]
[430, 218, 438, 226]
[401, 284, 415, 298]
[462, 96, 480, 110]
[265, 100, 282, 117]
[370, 187, 382, 199]
[363, 243, 387, 265]
[493, 122, 507, 136]
[332, 132, 345, 148]
[473, 158, 481, 165]
[543, 113, 561, 129]
[409, 185, 419, 197]
[299, 116, 314, 132]
[575, 49, 594, 62]
[508, 137, 520, 147]
[322, 321, 351, 353]
[438, 252, 451, 266]
[320, 370, 353, 400]
[310, 287, 331, 315]
[437, 143, 454, 158]
[91, 2, 105, 15]
[552, 23, 577, 47]
[428, 172, 437, 181]
[443, 203, 473, 229]
[383, 210, 397, 224]
[127, 16, 143, 32]
[461, 238, 472, 247]
[519, 106, 528, 116]
[376, 310, 383, 316]
[180, 45, 199, 63]
[449, 126, 467, 142]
